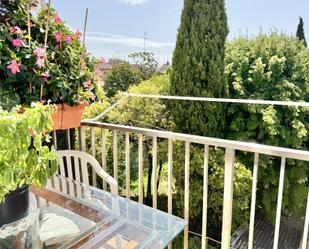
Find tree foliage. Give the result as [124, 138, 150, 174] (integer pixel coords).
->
[108, 74, 171, 128]
[108, 74, 172, 201]
[104, 61, 141, 98]
[297, 17, 307, 47]
[83, 74, 172, 199]
[169, 0, 229, 137]
[129, 52, 158, 81]
[225, 32, 309, 221]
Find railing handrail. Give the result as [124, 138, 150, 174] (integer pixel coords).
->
[81, 120, 309, 162]
[124, 93, 309, 107]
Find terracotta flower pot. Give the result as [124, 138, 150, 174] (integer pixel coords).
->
[52, 101, 89, 130]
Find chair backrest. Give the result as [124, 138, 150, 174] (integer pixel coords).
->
[52, 150, 117, 196]
[56, 150, 94, 185]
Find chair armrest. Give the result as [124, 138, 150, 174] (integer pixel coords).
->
[91, 164, 118, 195]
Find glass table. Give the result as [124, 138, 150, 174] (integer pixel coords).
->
[24, 175, 186, 249]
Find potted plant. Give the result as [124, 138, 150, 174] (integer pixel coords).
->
[0, 0, 100, 129]
[0, 103, 58, 226]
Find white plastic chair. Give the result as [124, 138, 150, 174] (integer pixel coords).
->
[55, 150, 118, 195]
[39, 150, 119, 248]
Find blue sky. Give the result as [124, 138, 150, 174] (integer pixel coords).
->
[52, 0, 309, 65]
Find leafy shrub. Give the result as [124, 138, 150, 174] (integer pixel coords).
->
[225, 32, 309, 221]
[0, 104, 58, 201]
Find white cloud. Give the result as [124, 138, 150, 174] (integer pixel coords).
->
[86, 32, 175, 49]
[117, 0, 149, 5]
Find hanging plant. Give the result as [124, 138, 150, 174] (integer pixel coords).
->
[0, 0, 101, 128]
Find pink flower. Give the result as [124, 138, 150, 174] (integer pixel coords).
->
[54, 31, 62, 42]
[36, 58, 45, 68]
[64, 35, 73, 44]
[98, 80, 105, 87]
[10, 26, 22, 35]
[28, 127, 35, 137]
[7, 60, 21, 75]
[33, 47, 46, 58]
[88, 91, 96, 101]
[27, 21, 33, 28]
[30, 5, 37, 11]
[53, 13, 62, 24]
[39, 98, 46, 104]
[83, 81, 91, 89]
[42, 72, 50, 82]
[95, 66, 101, 74]
[12, 38, 23, 47]
[75, 31, 82, 39]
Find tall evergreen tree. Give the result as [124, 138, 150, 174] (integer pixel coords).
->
[296, 16, 307, 47]
[170, 0, 229, 137]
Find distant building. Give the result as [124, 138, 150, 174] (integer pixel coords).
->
[159, 61, 171, 74]
[95, 62, 113, 79]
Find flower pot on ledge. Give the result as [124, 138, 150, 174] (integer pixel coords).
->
[52, 101, 89, 130]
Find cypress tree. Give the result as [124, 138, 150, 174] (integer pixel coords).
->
[296, 16, 307, 47]
[170, 0, 229, 137]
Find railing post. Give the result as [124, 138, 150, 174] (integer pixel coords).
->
[273, 157, 286, 249]
[101, 129, 107, 190]
[301, 188, 309, 249]
[53, 130, 57, 150]
[168, 139, 173, 249]
[125, 132, 130, 199]
[66, 129, 71, 150]
[184, 141, 190, 249]
[152, 136, 158, 209]
[90, 127, 97, 187]
[201, 145, 209, 249]
[248, 153, 259, 249]
[80, 127, 86, 152]
[221, 148, 235, 249]
[113, 130, 118, 184]
[138, 134, 143, 203]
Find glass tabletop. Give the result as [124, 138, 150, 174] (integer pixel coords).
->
[30, 175, 187, 249]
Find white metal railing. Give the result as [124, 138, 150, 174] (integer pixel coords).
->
[57, 120, 309, 249]
[49, 94, 309, 248]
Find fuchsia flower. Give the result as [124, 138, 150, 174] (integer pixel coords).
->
[27, 21, 33, 28]
[28, 127, 35, 137]
[88, 91, 96, 101]
[54, 31, 62, 42]
[36, 57, 45, 68]
[7, 60, 21, 75]
[10, 26, 22, 35]
[30, 5, 37, 11]
[53, 13, 62, 24]
[12, 38, 23, 47]
[75, 31, 82, 39]
[64, 35, 73, 44]
[83, 81, 91, 89]
[33, 47, 46, 58]
[42, 72, 50, 82]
